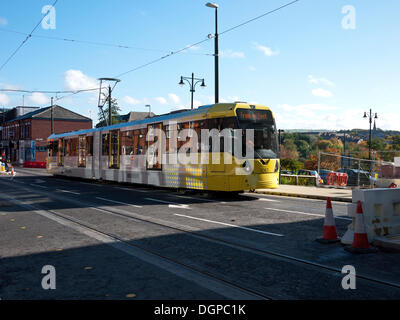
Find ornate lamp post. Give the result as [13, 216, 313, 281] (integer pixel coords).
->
[179, 73, 206, 109]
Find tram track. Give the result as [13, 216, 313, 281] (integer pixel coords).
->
[0, 188, 271, 300]
[1, 177, 400, 296]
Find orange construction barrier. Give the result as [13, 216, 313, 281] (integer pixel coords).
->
[326, 172, 348, 186]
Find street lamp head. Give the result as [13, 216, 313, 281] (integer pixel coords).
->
[200, 79, 206, 88]
[363, 111, 367, 118]
[205, 2, 219, 9]
[179, 77, 184, 86]
[374, 113, 378, 119]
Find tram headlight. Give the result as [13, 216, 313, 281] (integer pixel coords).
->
[242, 160, 251, 173]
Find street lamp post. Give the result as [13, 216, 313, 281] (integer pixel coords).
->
[278, 129, 284, 184]
[363, 109, 378, 161]
[179, 73, 206, 109]
[145, 104, 151, 117]
[205, 2, 219, 104]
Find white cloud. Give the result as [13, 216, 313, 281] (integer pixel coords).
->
[123, 96, 141, 105]
[273, 105, 399, 130]
[0, 93, 10, 106]
[64, 70, 98, 91]
[29, 92, 50, 105]
[312, 88, 333, 98]
[220, 50, 245, 59]
[253, 42, 279, 56]
[168, 93, 181, 104]
[249, 66, 256, 72]
[308, 75, 335, 86]
[0, 17, 7, 25]
[0, 82, 20, 90]
[154, 97, 168, 105]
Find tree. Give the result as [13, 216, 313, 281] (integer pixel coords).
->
[295, 140, 311, 159]
[281, 158, 303, 172]
[96, 98, 121, 128]
[280, 145, 299, 160]
[370, 137, 385, 152]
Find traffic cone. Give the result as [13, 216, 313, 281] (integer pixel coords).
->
[10, 166, 15, 176]
[345, 201, 378, 254]
[316, 197, 340, 243]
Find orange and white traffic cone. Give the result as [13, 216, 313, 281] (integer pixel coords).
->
[316, 197, 340, 243]
[345, 201, 378, 253]
[10, 166, 15, 176]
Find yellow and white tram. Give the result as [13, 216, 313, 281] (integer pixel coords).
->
[47, 103, 280, 192]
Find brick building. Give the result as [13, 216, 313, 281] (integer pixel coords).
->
[1, 105, 92, 163]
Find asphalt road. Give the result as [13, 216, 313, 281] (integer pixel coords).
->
[0, 167, 399, 300]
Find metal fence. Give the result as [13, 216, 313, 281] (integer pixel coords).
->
[317, 152, 394, 188]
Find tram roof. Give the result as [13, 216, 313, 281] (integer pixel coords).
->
[48, 103, 270, 140]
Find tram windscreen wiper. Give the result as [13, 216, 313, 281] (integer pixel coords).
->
[254, 149, 266, 165]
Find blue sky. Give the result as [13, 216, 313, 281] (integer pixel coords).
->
[0, 0, 399, 130]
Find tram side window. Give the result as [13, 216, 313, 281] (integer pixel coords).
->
[136, 128, 146, 155]
[102, 133, 109, 156]
[86, 136, 93, 156]
[121, 130, 134, 155]
[48, 141, 58, 157]
[205, 117, 236, 152]
[53, 141, 58, 157]
[65, 139, 71, 156]
[177, 122, 189, 149]
[70, 138, 78, 157]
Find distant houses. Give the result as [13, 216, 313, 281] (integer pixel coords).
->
[0, 105, 92, 163]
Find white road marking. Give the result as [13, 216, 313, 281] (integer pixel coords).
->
[30, 184, 47, 189]
[145, 197, 190, 209]
[174, 213, 284, 237]
[258, 198, 279, 202]
[56, 189, 80, 195]
[115, 187, 148, 193]
[265, 207, 352, 221]
[95, 197, 142, 208]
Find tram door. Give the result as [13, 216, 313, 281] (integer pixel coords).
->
[146, 123, 162, 170]
[58, 139, 65, 166]
[109, 130, 120, 169]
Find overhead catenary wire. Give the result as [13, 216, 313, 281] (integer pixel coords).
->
[0, 0, 59, 73]
[114, 0, 300, 78]
[0, 27, 213, 56]
[0, 0, 300, 103]
[0, 87, 102, 94]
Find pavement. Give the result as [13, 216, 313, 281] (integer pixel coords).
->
[255, 184, 352, 202]
[0, 167, 399, 300]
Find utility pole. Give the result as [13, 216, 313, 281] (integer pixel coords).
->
[206, 2, 219, 104]
[343, 132, 346, 168]
[363, 108, 377, 173]
[97, 78, 120, 127]
[50, 97, 54, 134]
[108, 85, 112, 126]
